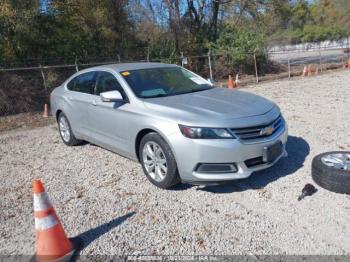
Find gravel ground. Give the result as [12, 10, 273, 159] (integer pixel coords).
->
[1, 70, 350, 256]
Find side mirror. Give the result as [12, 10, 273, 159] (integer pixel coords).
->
[100, 90, 123, 102]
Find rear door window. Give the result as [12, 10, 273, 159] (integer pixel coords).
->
[67, 72, 96, 94]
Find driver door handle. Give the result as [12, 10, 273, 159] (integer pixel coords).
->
[91, 100, 97, 106]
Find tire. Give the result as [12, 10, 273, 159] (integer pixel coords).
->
[312, 151, 350, 194]
[57, 112, 82, 146]
[139, 132, 180, 189]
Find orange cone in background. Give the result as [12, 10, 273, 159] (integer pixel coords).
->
[33, 179, 75, 262]
[43, 104, 49, 118]
[302, 66, 307, 77]
[227, 74, 235, 88]
[307, 64, 312, 77]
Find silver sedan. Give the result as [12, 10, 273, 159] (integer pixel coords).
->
[50, 63, 288, 188]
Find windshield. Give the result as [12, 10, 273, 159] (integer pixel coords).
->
[120, 67, 212, 98]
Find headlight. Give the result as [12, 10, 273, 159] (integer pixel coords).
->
[179, 125, 235, 139]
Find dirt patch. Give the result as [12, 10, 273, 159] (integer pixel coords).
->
[0, 112, 55, 133]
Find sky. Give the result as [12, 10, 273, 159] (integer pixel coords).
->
[39, 0, 49, 13]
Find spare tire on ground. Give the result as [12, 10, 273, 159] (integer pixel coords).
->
[312, 151, 350, 194]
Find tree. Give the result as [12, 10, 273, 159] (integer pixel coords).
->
[264, 0, 292, 33]
[290, 0, 311, 30]
[0, 0, 40, 60]
[45, 0, 131, 59]
[1, 0, 350, 65]
[212, 22, 267, 72]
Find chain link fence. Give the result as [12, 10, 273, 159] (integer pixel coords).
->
[182, 47, 350, 85]
[1, 47, 349, 119]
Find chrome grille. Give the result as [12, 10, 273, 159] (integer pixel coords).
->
[230, 115, 283, 141]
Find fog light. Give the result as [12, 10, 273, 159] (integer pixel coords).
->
[196, 163, 237, 173]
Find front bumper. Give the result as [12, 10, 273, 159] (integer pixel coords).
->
[168, 123, 288, 183]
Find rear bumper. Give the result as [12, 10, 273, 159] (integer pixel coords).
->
[168, 122, 288, 183]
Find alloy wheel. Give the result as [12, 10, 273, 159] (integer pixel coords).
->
[142, 141, 168, 182]
[321, 153, 350, 170]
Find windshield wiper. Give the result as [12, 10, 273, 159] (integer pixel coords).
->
[189, 87, 211, 93]
[176, 88, 211, 95]
[142, 88, 211, 98]
[142, 93, 168, 98]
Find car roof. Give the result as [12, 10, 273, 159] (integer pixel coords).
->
[86, 62, 178, 73]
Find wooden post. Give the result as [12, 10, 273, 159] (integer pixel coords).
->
[39, 64, 47, 91]
[318, 45, 322, 72]
[147, 46, 150, 62]
[75, 57, 79, 72]
[253, 52, 259, 83]
[288, 56, 291, 79]
[208, 49, 213, 82]
[348, 37, 350, 60]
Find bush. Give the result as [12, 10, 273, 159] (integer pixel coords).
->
[211, 23, 268, 75]
[301, 25, 348, 42]
[270, 25, 349, 45]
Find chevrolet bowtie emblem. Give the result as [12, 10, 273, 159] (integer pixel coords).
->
[260, 126, 274, 136]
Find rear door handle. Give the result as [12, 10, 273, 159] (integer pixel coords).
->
[68, 96, 73, 100]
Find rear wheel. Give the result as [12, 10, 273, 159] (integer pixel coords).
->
[139, 132, 180, 189]
[58, 112, 81, 146]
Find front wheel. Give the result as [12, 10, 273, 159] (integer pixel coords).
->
[139, 132, 180, 189]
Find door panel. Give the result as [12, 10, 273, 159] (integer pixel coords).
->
[88, 99, 131, 155]
[67, 92, 94, 137]
[87, 71, 131, 155]
[66, 71, 96, 138]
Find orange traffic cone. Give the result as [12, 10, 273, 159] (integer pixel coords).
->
[227, 74, 235, 89]
[307, 65, 312, 77]
[33, 179, 75, 261]
[43, 104, 49, 118]
[302, 66, 307, 77]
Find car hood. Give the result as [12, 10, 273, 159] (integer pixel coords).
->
[142, 88, 278, 127]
